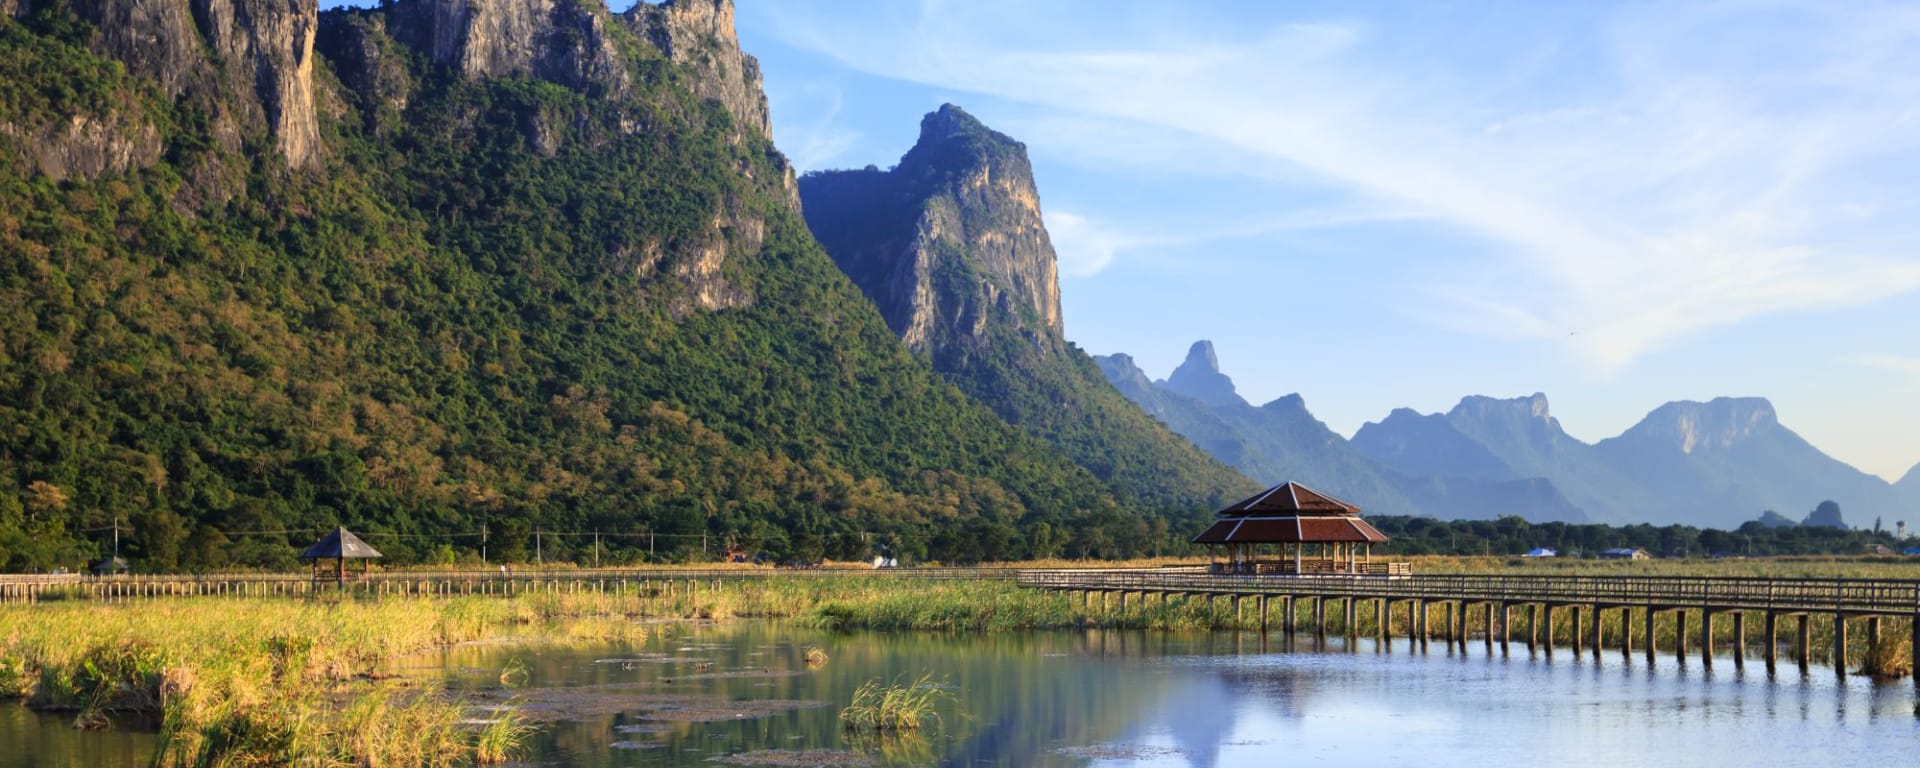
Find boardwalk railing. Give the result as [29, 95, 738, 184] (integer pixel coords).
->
[0, 567, 1016, 604]
[1016, 569, 1920, 616]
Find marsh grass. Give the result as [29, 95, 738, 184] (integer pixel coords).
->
[839, 674, 952, 732]
[0, 596, 657, 765]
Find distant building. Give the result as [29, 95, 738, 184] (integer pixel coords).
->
[1600, 547, 1650, 560]
[1521, 548, 1556, 558]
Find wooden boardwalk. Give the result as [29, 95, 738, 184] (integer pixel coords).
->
[0, 567, 1012, 604]
[1017, 568, 1920, 679]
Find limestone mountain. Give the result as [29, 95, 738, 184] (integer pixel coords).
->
[1095, 345, 1588, 522]
[0, 0, 1192, 570]
[799, 106, 1256, 518]
[1897, 463, 1920, 515]
[1593, 398, 1901, 531]
[1434, 394, 1653, 525]
[1351, 408, 1512, 481]
[1162, 341, 1245, 409]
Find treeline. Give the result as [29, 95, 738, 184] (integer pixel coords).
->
[1370, 515, 1910, 558]
[0, 8, 1213, 574]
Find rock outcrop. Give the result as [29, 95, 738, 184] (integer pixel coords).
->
[800, 104, 1063, 362]
[1161, 341, 1247, 410]
[5, 0, 321, 176]
[801, 106, 1256, 510]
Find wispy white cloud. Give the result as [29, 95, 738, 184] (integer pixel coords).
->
[771, 82, 862, 172]
[759, 0, 1920, 369]
[1044, 202, 1417, 277]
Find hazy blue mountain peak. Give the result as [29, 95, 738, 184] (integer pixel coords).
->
[1449, 392, 1553, 424]
[1163, 340, 1246, 409]
[1624, 396, 1779, 454]
[1261, 393, 1309, 414]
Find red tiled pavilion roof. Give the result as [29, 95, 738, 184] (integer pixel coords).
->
[1216, 482, 1362, 516]
[1192, 482, 1387, 544]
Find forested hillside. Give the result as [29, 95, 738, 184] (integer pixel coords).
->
[0, 0, 1197, 571]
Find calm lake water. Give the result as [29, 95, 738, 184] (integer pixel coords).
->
[5, 625, 1916, 767]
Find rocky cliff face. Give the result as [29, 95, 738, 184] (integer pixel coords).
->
[9, 0, 780, 186]
[800, 104, 1063, 362]
[5, 0, 320, 177]
[629, 0, 771, 141]
[1608, 397, 1779, 454]
[801, 107, 1255, 511]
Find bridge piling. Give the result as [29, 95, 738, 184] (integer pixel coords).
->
[1647, 607, 1658, 664]
[1543, 605, 1556, 656]
[1676, 610, 1690, 663]
[1797, 615, 1812, 671]
[1764, 612, 1778, 670]
[1590, 606, 1603, 660]
[1571, 606, 1584, 656]
[1703, 611, 1716, 668]
[1834, 614, 1848, 677]
[1731, 611, 1748, 667]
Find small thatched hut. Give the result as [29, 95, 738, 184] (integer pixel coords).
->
[299, 527, 383, 586]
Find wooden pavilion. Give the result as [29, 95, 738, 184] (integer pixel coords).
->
[1193, 482, 1406, 576]
[299, 527, 383, 587]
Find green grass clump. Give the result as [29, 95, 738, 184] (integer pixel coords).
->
[839, 673, 951, 732]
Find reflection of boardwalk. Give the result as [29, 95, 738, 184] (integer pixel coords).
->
[1019, 569, 1920, 680]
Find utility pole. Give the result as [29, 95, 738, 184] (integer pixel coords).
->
[536, 529, 542, 564]
[112, 516, 121, 563]
[594, 530, 601, 568]
[481, 525, 488, 564]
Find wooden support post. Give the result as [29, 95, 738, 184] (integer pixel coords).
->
[1797, 614, 1812, 671]
[1764, 612, 1778, 670]
[1702, 610, 1716, 668]
[1345, 597, 1358, 639]
[1590, 605, 1603, 660]
[1911, 615, 1919, 688]
[1483, 603, 1495, 652]
[1676, 610, 1690, 662]
[1865, 616, 1882, 676]
[1527, 604, 1538, 650]
[1621, 606, 1632, 660]
[1313, 596, 1326, 636]
[1377, 598, 1388, 642]
[1834, 614, 1848, 677]
[1645, 607, 1658, 664]
[1258, 595, 1270, 633]
[1417, 600, 1430, 651]
[1284, 597, 1296, 634]
[1232, 595, 1242, 628]
[1498, 602, 1510, 656]
[1571, 606, 1583, 656]
[1733, 611, 1746, 668]
[1543, 604, 1556, 656]
[1445, 601, 1458, 647]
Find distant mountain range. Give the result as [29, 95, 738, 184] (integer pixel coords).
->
[1098, 341, 1917, 529]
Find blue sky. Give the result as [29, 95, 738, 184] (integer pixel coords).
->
[732, 0, 1920, 481]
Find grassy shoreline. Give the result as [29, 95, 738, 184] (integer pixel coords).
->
[6, 559, 1918, 765]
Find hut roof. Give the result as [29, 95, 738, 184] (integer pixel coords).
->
[1216, 482, 1362, 517]
[1192, 482, 1387, 544]
[1192, 515, 1388, 544]
[299, 527, 383, 561]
